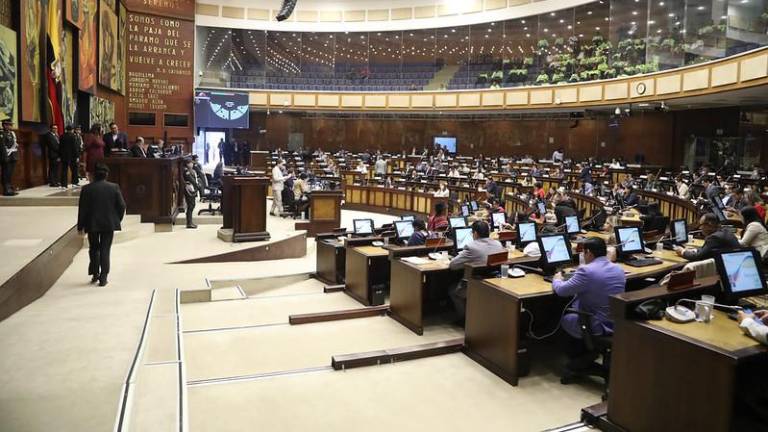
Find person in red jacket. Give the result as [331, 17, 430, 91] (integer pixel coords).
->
[83, 124, 105, 181]
[428, 202, 449, 232]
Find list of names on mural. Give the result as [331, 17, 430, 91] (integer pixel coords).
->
[126, 12, 193, 112]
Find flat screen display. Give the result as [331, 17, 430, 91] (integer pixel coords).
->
[540, 234, 572, 265]
[517, 222, 537, 244]
[616, 227, 643, 254]
[537, 202, 547, 215]
[720, 250, 765, 294]
[395, 220, 414, 239]
[194, 91, 250, 129]
[434, 136, 457, 154]
[461, 205, 470, 217]
[492, 212, 507, 229]
[449, 216, 467, 229]
[401, 215, 415, 221]
[470, 201, 479, 211]
[455, 227, 474, 250]
[712, 205, 727, 222]
[353, 219, 374, 235]
[672, 219, 688, 244]
[565, 215, 580, 234]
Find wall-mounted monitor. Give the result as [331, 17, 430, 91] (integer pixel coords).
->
[434, 136, 457, 154]
[194, 91, 250, 129]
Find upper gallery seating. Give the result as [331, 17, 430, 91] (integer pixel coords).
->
[229, 63, 439, 92]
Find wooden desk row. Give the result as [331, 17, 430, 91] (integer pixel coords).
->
[639, 190, 700, 227]
[463, 249, 691, 386]
[606, 277, 767, 432]
[343, 184, 449, 217]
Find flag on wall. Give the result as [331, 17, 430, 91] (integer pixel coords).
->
[45, 0, 64, 132]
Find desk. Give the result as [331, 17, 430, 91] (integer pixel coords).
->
[345, 245, 391, 306]
[389, 249, 531, 335]
[607, 279, 767, 432]
[221, 175, 270, 242]
[103, 156, 184, 224]
[295, 190, 343, 237]
[315, 238, 345, 284]
[343, 184, 446, 216]
[463, 250, 687, 386]
[618, 209, 643, 227]
[465, 274, 555, 385]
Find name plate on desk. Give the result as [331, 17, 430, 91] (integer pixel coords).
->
[667, 270, 698, 291]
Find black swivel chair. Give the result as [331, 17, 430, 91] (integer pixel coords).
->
[198, 172, 222, 216]
[560, 309, 612, 400]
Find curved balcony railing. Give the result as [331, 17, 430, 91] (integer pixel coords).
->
[199, 46, 768, 112]
[197, 0, 768, 94]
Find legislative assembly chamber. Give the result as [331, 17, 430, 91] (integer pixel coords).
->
[2, 0, 768, 431]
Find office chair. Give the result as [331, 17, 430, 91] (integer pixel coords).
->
[198, 173, 222, 216]
[560, 309, 612, 400]
[281, 188, 297, 219]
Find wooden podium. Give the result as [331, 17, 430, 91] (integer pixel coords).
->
[221, 175, 270, 242]
[103, 155, 184, 224]
[295, 190, 343, 237]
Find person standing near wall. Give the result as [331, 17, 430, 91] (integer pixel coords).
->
[0, 119, 18, 196]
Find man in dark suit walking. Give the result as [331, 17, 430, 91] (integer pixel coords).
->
[60, 125, 81, 187]
[77, 162, 126, 286]
[41, 124, 61, 187]
[103, 122, 128, 155]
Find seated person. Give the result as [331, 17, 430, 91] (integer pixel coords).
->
[427, 202, 449, 231]
[485, 178, 500, 198]
[433, 182, 449, 198]
[623, 185, 640, 207]
[737, 309, 768, 345]
[448, 221, 506, 319]
[552, 237, 626, 374]
[406, 218, 429, 247]
[739, 206, 768, 261]
[554, 200, 578, 227]
[674, 213, 740, 261]
[725, 188, 748, 212]
[130, 137, 149, 158]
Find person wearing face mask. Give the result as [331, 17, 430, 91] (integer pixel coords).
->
[674, 213, 740, 261]
[552, 237, 625, 377]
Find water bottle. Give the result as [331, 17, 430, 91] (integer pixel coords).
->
[578, 252, 586, 266]
[500, 264, 509, 278]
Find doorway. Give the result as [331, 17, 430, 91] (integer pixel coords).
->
[195, 131, 225, 169]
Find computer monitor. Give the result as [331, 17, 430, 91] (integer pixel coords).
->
[565, 215, 580, 235]
[711, 195, 725, 210]
[460, 205, 470, 217]
[537, 202, 547, 215]
[712, 205, 727, 222]
[401, 215, 415, 221]
[670, 219, 688, 245]
[615, 226, 644, 255]
[491, 212, 507, 230]
[470, 200, 479, 211]
[449, 216, 467, 229]
[537, 234, 573, 267]
[353, 219, 374, 235]
[715, 249, 767, 299]
[454, 227, 474, 253]
[516, 222, 537, 245]
[394, 220, 414, 241]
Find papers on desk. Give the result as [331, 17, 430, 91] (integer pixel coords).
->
[402, 256, 430, 265]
